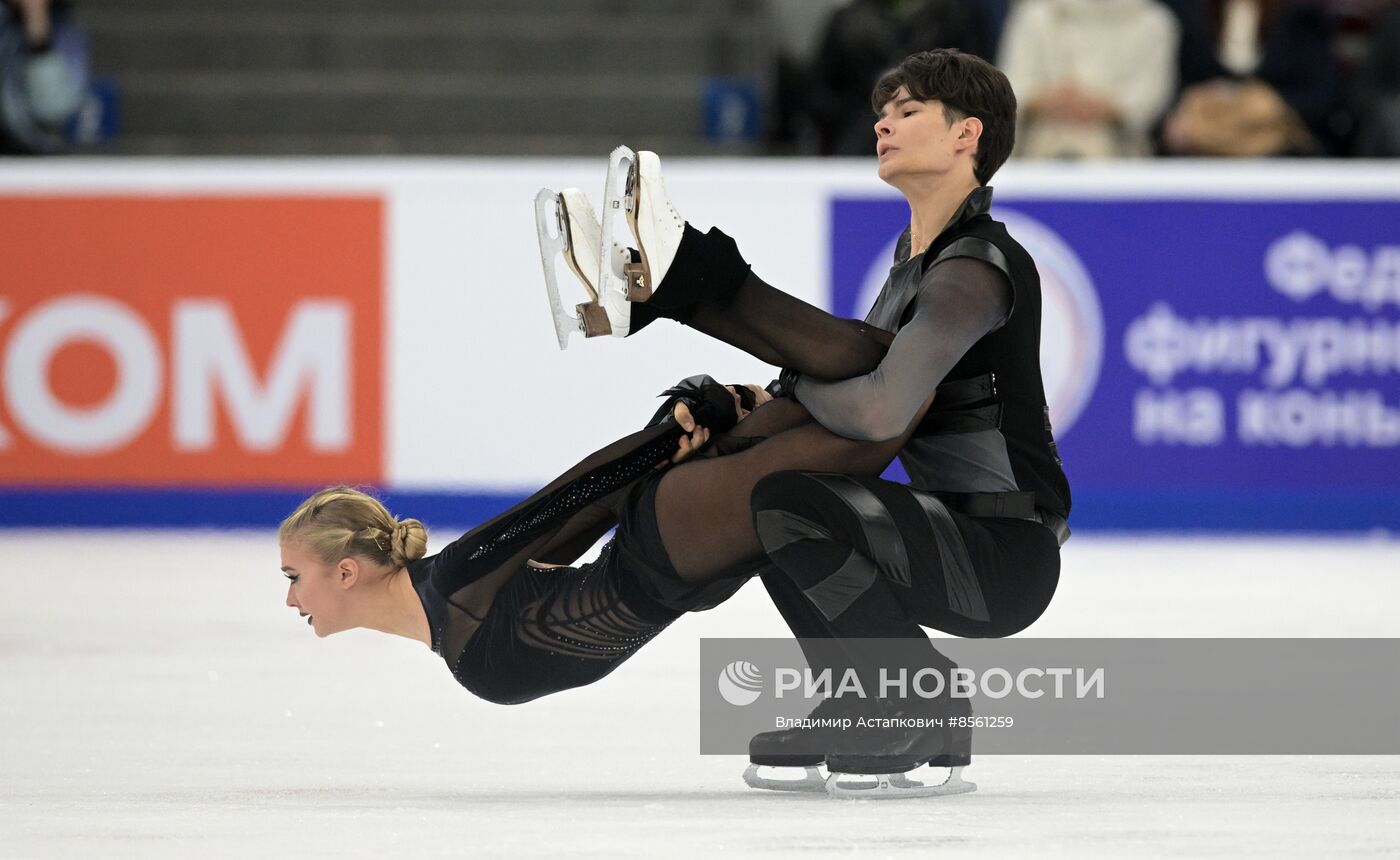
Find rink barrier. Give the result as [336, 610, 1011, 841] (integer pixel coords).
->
[2, 160, 1398, 532]
[1, 487, 1395, 533]
[0, 488, 522, 530]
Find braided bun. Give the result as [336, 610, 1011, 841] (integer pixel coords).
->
[280, 486, 430, 571]
[389, 518, 428, 568]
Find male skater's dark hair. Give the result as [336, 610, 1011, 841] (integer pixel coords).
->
[871, 49, 1017, 186]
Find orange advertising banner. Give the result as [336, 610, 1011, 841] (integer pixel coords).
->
[0, 196, 383, 486]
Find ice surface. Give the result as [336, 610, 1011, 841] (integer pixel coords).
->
[2, 531, 1397, 858]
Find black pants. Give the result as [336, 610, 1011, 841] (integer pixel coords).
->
[751, 471, 1061, 692]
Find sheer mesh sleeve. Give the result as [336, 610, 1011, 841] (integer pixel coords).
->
[793, 256, 1011, 441]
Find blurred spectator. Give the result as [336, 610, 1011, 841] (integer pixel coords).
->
[1354, 5, 1400, 156]
[1, 0, 87, 153]
[1328, 0, 1392, 72]
[999, 0, 1179, 159]
[1159, 0, 1341, 156]
[803, 0, 998, 155]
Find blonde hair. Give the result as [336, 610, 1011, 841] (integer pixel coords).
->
[279, 486, 428, 571]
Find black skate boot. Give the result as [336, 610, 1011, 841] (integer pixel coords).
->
[823, 695, 977, 799]
[743, 697, 851, 793]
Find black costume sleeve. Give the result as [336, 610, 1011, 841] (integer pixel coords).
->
[793, 255, 1011, 441]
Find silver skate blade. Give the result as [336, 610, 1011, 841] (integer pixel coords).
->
[534, 187, 581, 350]
[596, 146, 637, 337]
[825, 766, 977, 800]
[742, 764, 827, 793]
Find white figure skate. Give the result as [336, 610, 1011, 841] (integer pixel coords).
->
[825, 765, 977, 800]
[534, 186, 632, 349]
[594, 146, 686, 338]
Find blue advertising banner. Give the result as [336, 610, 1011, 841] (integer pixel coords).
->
[832, 196, 1400, 532]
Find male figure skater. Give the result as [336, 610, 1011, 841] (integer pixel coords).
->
[541, 49, 1070, 798]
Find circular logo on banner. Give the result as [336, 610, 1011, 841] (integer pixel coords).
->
[852, 208, 1103, 436]
[997, 208, 1104, 436]
[717, 660, 764, 706]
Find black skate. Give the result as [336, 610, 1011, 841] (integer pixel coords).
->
[742, 698, 850, 793]
[823, 696, 977, 800]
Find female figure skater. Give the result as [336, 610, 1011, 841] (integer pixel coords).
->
[280, 357, 910, 708]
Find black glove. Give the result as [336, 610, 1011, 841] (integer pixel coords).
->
[647, 375, 741, 434]
[765, 368, 801, 403]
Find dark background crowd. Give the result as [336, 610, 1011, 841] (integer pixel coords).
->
[776, 0, 1400, 159]
[3, 0, 1399, 159]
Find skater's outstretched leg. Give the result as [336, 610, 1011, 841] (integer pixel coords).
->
[681, 272, 895, 381]
[433, 420, 694, 618]
[580, 150, 894, 380]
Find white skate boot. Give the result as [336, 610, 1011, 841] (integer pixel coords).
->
[534, 186, 633, 349]
[595, 146, 686, 338]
